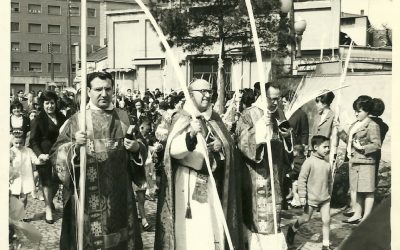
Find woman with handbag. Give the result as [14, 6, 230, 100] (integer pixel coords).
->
[338, 95, 381, 224]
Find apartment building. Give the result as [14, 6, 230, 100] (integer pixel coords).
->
[10, 0, 101, 94]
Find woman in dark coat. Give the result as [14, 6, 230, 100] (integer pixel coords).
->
[30, 90, 66, 223]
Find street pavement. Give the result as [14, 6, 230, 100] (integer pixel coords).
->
[14, 193, 357, 250]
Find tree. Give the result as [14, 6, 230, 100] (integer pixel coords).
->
[150, 0, 290, 114]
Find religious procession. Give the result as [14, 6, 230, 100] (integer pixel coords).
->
[8, 0, 392, 250]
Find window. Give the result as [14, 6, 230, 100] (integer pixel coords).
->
[87, 8, 96, 17]
[11, 42, 20, 52]
[48, 5, 61, 15]
[28, 23, 41, 33]
[28, 4, 42, 14]
[48, 63, 62, 73]
[48, 25, 61, 34]
[70, 26, 80, 35]
[11, 2, 19, 12]
[29, 62, 42, 72]
[192, 58, 232, 90]
[341, 18, 356, 25]
[69, 6, 79, 16]
[52, 44, 61, 53]
[11, 62, 21, 71]
[71, 63, 76, 73]
[11, 22, 19, 32]
[29, 43, 42, 52]
[88, 27, 96, 36]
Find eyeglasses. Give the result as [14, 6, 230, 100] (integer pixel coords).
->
[191, 89, 214, 96]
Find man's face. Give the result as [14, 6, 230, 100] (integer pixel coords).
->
[190, 80, 213, 112]
[88, 77, 113, 109]
[266, 87, 281, 111]
[17, 91, 24, 98]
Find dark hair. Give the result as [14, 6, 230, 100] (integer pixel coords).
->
[353, 95, 373, 113]
[311, 135, 329, 149]
[87, 71, 114, 89]
[158, 101, 169, 111]
[315, 92, 335, 106]
[10, 101, 23, 113]
[38, 91, 59, 111]
[170, 95, 184, 109]
[371, 98, 385, 117]
[17, 90, 24, 94]
[282, 89, 295, 102]
[133, 99, 144, 108]
[241, 88, 255, 108]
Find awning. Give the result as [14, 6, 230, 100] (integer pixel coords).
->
[103, 68, 135, 73]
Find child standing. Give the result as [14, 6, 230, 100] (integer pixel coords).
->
[10, 131, 44, 217]
[286, 135, 332, 249]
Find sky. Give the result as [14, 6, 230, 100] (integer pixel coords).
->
[341, 0, 394, 29]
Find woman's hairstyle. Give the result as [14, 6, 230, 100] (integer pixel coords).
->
[315, 92, 335, 106]
[370, 98, 385, 117]
[169, 95, 184, 109]
[241, 88, 255, 108]
[38, 90, 59, 111]
[311, 135, 329, 149]
[133, 99, 144, 109]
[10, 101, 23, 113]
[353, 95, 373, 113]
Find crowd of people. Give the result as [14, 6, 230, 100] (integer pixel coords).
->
[9, 71, 389, 250]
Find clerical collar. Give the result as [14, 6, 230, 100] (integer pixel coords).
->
[182, 102, 212, 121]
[87, 101, 114, 110]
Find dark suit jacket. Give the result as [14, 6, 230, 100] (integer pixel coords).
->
[288, 108, 309, 146]
[30, 111, 66, 156]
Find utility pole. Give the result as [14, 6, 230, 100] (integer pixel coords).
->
[48, 42, 54, 88]
[66, 0, 72, 86]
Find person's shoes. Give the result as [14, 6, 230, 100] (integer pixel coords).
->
[342, 218, 361, 224]
[22, 218, 32, 222]
[45, 219, 55, 224]
[343, 211, 354, 217]
[286, 225, 296, 245]
[321, 245, 333, 250]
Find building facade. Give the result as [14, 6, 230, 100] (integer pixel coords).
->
[10, 0, 102, 94]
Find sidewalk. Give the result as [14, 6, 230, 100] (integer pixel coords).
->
[15, 195, 357, 250]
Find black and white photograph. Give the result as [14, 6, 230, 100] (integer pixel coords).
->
[2, 0, 398, 249]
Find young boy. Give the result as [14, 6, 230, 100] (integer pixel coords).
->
[286, 135, 332, 250]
